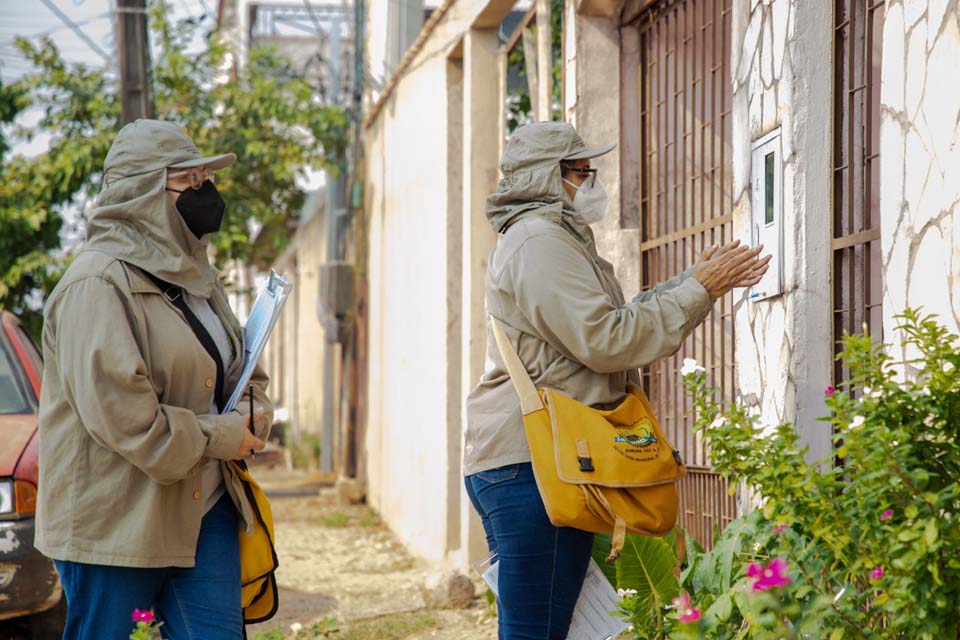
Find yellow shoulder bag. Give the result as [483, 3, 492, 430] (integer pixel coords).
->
[491, 319, 685, 561]
[231, 460, 280, 624]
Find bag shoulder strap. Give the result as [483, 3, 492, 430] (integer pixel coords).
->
[489, 318, 544, 415]
[140, 270, 226, 412]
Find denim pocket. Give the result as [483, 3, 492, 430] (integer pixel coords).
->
[476, 463, 521, 485]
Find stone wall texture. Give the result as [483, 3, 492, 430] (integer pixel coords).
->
[880, 1, 960, 357]
[730, 0, 835, 461]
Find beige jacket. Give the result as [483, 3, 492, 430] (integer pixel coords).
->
[36, 120, 273, 568]
[463, 123, 712, 475]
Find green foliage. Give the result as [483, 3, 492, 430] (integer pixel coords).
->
[0, 37, 111, 336]
[616, 309, 960, 639]
[593, 530, 682, 639]
[147, 2, 347, 267]
[252, 612, 437, 640]
[251, 617, 339, 640]
[321, 511, 351, 527]
[0, 1, 347, 335]
[505, 0, 564, 132]
[292, 433, 323, 470]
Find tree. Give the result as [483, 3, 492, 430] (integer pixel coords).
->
[505, 0, 564, 132]
[0, 3, 348, 337]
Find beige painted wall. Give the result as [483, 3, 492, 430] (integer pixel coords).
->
[258, 209, 331, 448]
[363, 0, 497, 566]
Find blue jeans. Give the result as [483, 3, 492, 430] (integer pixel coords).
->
[54, 491, 242, 640]
[466, 462, 594, 640]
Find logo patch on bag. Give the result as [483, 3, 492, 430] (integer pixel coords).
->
[613, 418, 660, 461]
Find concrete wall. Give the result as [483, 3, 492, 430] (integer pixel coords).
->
[565, 5, 643, 301]
[258, 209, 331, 445]
[879, 1, 960, 353]
[728, 0, 834, 461]
[293, 214, 331, 439]
[363, 0, 497, 566]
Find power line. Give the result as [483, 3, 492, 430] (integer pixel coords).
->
[38, 0, 111, 63]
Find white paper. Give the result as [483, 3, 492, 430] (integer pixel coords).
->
[222, 270, 293, 413]
[480, 558, 629, 640]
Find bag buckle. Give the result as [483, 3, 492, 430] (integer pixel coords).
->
[672, 449, 684, 466]
[575, 439, 595, 472]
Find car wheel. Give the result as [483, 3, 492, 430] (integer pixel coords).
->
[27, 595, 66, 640]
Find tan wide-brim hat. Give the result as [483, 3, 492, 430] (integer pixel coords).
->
[103, 119, 236, 183]
[562, 142, 616, 160]
[498, 122, 616, 175]
[168, 153, 236, 171]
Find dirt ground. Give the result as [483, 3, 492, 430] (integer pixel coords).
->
[246, 470, 498, 640]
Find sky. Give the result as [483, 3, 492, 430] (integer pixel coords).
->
[0, 0, 215, 84]
[1, 1, 220, 255]
[1, 0, 214, 157]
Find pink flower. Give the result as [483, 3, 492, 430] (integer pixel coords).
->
[132, 609, 155, 623]
[679, 607, 703, 624]
[825, 386, 836, 396]
[671, 592, 702, 624]
[870, 566, 884, 580]
[774, 523, 787, 535]
[748, 558, 792, 593]
[880, 509, 893, 521]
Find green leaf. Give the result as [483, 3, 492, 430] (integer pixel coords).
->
[590, 533, 617, 587]
[705, 592, 733, 622]
[615, 534, 679, 615]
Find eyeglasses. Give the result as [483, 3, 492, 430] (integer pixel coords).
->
[560, 164, 598, 188]
[166, 166, 214, 190]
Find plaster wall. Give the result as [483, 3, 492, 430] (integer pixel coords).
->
[363, 0, 499, 566]
[879, 1, 960, 353]
[729, 0, 834, 462]
[292, 215, 331, 439]
[257, 210, 330, 444]
[565, 5, 643, 299]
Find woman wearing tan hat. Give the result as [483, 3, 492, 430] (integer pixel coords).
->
[36, 119, 273, 639]
[464, 122, 769, 639]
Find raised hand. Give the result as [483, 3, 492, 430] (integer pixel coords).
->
[692, 240, 772, 301]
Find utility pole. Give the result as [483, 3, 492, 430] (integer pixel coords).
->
[535, 0, 552, 122]
[116, 0, 154, 123]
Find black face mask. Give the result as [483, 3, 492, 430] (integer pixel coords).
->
[167, 180, 226, 239]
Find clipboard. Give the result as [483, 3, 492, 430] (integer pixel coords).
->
[222, 269, 293, 413]
[476, 553, 629, 640]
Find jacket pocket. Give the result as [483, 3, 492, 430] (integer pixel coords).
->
[476, 463, 521, 485]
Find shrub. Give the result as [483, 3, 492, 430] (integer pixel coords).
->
[615, 310, 960, 639]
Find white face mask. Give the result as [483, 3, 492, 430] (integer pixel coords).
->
[564, 177, 609, 224]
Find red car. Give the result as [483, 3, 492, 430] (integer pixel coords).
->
[0, 311, 64, 637]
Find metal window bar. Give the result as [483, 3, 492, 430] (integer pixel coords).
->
[832, 0, 884, 387]
[630, 0, 735, 549]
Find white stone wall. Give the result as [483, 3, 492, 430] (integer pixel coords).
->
[729, 0, 834, 461]
[880, 1, 960, 352]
